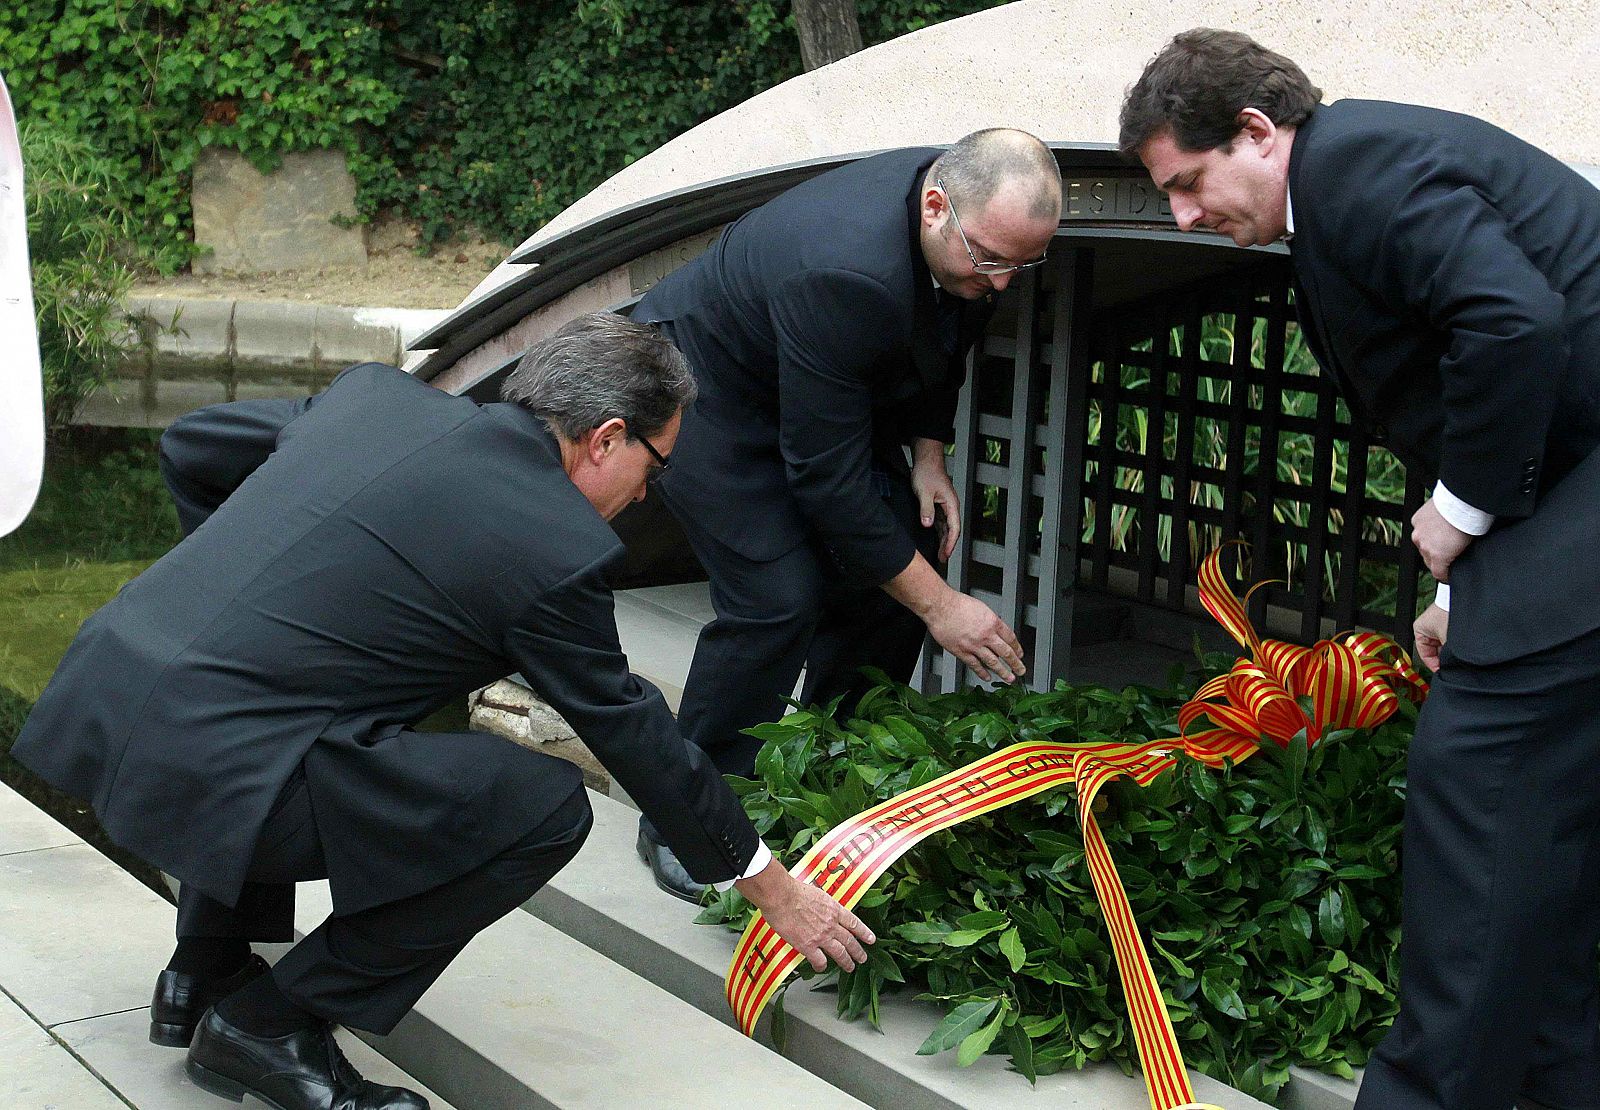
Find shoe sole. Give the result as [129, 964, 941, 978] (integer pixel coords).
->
[185, 1058, 293, 1110]
[150, 1019, 195, 1048]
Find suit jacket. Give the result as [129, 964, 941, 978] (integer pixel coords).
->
[1287, 100, 1600, 662]
[12, 363, 758, 913]
[633, 147, 995, 582]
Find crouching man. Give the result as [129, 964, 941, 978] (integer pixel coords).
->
[11, 313, 872, 1110]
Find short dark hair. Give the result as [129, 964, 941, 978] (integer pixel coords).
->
[1119, 28, 1322, 157]
[500, 312, 695, 442]
[929, 128, 1062, 220]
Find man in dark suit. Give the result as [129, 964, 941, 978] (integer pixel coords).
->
[12, 314, 874, 1110]
[631, 129, 1062, 898]
[1120, 29, 1600, 1110]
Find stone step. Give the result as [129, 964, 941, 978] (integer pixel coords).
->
[0, 782, 453, 1110]
[81, 296, 451, 429]
[522, 788, 1277, 1110]
[286, 877, 866, 1109]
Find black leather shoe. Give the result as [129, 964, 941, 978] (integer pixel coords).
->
[636, 826, 707, 903]
[150, 954, 270, 1048]
[186, 1009, 428, 1110]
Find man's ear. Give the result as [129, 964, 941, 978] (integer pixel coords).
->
[1236, 107, 1278, 153]
[586, 417, 628, 466]
[921, 183, 948, 229]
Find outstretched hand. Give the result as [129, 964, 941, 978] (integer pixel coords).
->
[735, 860, 875, 972]
[925, 590, 1025, 684]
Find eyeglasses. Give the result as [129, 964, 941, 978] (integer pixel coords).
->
[937, 177, 1048, 276]
[636, 433, 671, 483]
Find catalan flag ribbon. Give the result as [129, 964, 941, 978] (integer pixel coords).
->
[725, 544, 1426, 1110]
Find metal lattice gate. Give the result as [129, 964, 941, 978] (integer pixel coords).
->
[919, 244, 1432, 694]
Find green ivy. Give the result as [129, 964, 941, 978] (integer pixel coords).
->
[699, 669, 1412, 1104]
[1, 1, 395, 269]
[0, 2, 1007, 265]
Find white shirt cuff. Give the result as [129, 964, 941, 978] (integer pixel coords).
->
[712, 841, 773, 892]
[1434, 583, 1451, 612]
[1432, 481, 1494, 536]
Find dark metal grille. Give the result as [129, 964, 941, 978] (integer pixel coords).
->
[920, 246, 1433, 694]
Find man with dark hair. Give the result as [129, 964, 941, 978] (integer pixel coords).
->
[12, 313, 874, 1110]
[1121, 29, 1600, 1110]
[632, 128, 1062, 899]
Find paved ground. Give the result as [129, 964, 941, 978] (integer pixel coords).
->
[0, 782, 456, 1110]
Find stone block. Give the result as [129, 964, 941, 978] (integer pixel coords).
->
[74, 377, 152, 428]
[131, 296, 234, 376]
[233, 300, 318, 373]
[468, 680, 611, 793]
[314, 304, 401, 369]
[0, 780, 81, 855]
[53, 1008, 458, 1110]
[193, 148, 366, 274]
[0, 840, 174, 1027]
[150, 378, 229, 426]
[370, 308, 452, 354]
[0, 994, 126, 1110]
[1284, 1065, 1362, 1110]
[231, 376, 332, 405]
[285, 882, 862, 1109]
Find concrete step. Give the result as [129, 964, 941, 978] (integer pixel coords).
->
[83, 297, 451, 430]
[612, 583, 718, 711]
[0, 782, 452, 1110]
[286, 876, 866, 1109]
[523, 788, 1275, 1110]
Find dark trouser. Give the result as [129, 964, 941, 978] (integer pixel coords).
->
[176, 763, 593, 1035]
[1355, 624, 1600, 1110]
[670, 468, 938, 782]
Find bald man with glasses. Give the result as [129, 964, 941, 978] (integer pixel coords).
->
[631, 128, 1063, 900]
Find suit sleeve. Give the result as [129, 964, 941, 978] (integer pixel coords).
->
[159, 397, 314, 535]
[771, 268, 920, 583]
[901, 301, 993, 444]
[901, 378, 962, 445]
[1312, 137, 1569, 518]
[503, 562, 759, 884]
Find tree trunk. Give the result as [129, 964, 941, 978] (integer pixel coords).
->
[793, 0, 863, 71]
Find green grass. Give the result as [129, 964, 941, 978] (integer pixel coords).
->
[0, 427, 181, 573]
[0, 559, 152, 701]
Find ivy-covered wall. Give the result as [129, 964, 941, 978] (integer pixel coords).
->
[0, 1, 1004, 269]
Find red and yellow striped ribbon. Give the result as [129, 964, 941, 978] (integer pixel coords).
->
[724, 544, 1425, 1110]
[1181, 543, 1428, 752]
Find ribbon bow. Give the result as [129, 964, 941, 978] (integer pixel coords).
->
[1179, 544, 1428, 751]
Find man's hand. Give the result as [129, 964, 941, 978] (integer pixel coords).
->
[881, 552, 1025, 684]
[1410, 499, 1475, 583]
[925, 589, 1025, 684]
[735, 860, 875, 973]
[1413, 602, 1449, 673]
[911, 438, 960, 562]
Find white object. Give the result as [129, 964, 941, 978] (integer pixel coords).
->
[0, 71, 43, 538]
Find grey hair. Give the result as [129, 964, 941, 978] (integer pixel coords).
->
[500, 312, 696, 441]
[928, 128, 1062, 220]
